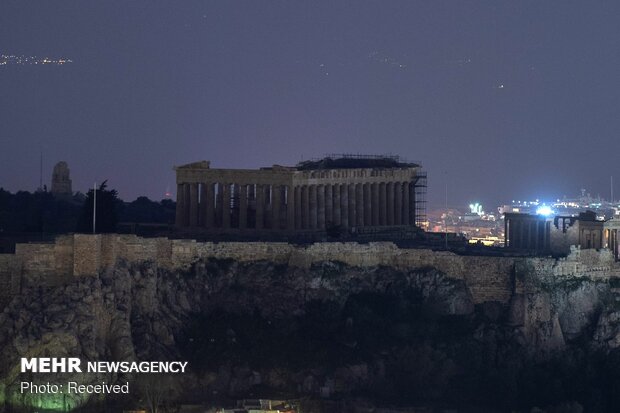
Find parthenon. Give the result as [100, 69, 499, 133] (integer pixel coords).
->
[174, 155, 425, 235]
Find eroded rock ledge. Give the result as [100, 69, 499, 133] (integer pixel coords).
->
[1, 236, 620, 411]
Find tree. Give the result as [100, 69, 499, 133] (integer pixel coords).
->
[0, 187, 82, 233]
[120, 196, 176, 224]
[77, 181, 121, 233]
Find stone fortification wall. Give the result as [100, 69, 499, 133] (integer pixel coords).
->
[170, 240, 295, 268]
[519, 247, 619, 285]
[292, 243, 517, 304]
[0, 254, 22, 309]
[2, 234, 619, 308]
[14, 243, 57, 282]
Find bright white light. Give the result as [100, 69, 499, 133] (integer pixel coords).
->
[536, 206, 554, 216]
[469, 202, 483, 215]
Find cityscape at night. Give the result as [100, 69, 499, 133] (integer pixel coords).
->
[429, 189, 620, 247]
[3, 2, 620, 412]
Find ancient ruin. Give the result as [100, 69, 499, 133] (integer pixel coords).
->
[174, 155, 426, 235]
[50, 161, 72, 198]
[505, 211, 620, 259]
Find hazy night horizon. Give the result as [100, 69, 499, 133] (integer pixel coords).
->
[2, 2, 620, 209]
[5, 4, 620, 412]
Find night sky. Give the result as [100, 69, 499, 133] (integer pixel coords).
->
[2, 1, 620, 209]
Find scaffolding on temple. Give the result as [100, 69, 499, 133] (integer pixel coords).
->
[414, 171, 427, 229]
[298, 153, 420, 170]
[322, 153, 413, 163]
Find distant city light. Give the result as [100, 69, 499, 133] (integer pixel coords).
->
[0, 54, 73, 66]
[469, 202, 484, 216]
[536, 205, 554, 216]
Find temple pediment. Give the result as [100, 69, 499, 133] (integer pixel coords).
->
[174, 161, 211, 170]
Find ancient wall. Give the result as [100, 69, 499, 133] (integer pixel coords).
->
[1, 235, 619, 309]
[14, 243, 57, 282]
[521, 246, 619, 282]
[0, 254, 21, 309]
[54, 235, 74, 283]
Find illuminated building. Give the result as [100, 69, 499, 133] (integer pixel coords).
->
[174, 155, 427, 237]
[505, 210, 620, 258]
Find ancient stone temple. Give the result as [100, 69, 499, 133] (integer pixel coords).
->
[51, 161, 72, 198]
[174, 155, 426, 235]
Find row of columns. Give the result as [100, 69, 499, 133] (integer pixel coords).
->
[176, 181, 416, 231]
[605, 228, 619, 260]
[176, 182, 290, 230]
[505, 218, 551, 251]
[579, 228, 603, 249]
[293, 182, 414, 230]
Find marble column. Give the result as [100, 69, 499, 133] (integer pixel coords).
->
[255, 184, 264, 230]
[198, 184, 206, 227]
[231, 184, 240, 228]
[333, 184, 341, 226]
[371, 183, 379, 226]
[301, 185, 309, 229]
[175, 183, 187, 227]
[294, 186, 302, 229]
[402, 182, 410, 226]
[184, 182, 191, 227]
[222, 184, 231, 229]
[246, 184, 254, 228]
[325, 184, 333, 226]
[309, 185, 318, 229]
[189, 183, 199, 227]
[394, 182, 402, 225]
[286, 185, 295, 230]
[239, 184, 248, 229]
[214, 183, 222, 227]
[356, 183, 364, 227]
[386, 182, 394, 226]
[261, 185, 270, 228]
[409, 182, 416, 226]
[205, 183, 214, 228]
[379, 183, 387, 225]
[363, 183, 371, 227]
[505, 219, 510, 248]
[273, 185, 281, 230]
[317, 185, 326, 229]
[340, 184, 349, 229]
[348, 184, 356, 228]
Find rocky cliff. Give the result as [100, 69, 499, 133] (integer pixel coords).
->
[2, 253, 620, 412]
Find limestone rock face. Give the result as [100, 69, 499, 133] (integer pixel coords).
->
[1, 257, 620, 411]
[554, 281, 606, 340]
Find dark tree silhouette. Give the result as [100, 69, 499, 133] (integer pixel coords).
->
[0, 187, 82, 233]
[77, 181, 122, 233]
[121, 196, 176, 224]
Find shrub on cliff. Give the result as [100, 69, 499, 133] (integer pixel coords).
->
[76, 181, 122, 233]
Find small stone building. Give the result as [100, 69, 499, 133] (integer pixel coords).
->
[505, 210, 619, 258]
[51, 161, 72, 198]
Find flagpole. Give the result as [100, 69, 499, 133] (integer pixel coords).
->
[93, 182, 97, 234]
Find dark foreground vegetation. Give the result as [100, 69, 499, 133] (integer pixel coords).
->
[0, 186, 175, 251]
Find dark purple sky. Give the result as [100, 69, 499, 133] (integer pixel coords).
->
[2, 1, 619, 209]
